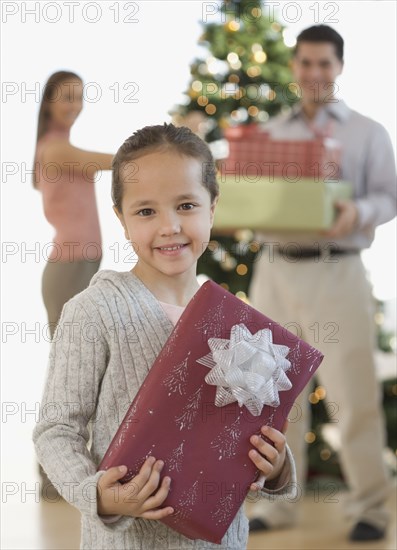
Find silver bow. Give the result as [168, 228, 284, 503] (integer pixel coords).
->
[197, 324, 292, 416]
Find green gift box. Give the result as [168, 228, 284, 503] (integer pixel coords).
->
[213, 176, 352, 231]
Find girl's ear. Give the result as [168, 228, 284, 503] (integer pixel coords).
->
[113, 205, 129, 241]
[209, 195, 219, 228]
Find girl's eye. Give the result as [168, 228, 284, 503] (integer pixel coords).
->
[137, 208, 154, 216]
[179, 203, 195, 211]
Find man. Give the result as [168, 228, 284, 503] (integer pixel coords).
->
[248, 25, 396, 542]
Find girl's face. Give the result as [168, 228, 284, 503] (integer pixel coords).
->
[114, 149, 217, 286]
[47, 79, 83, 129]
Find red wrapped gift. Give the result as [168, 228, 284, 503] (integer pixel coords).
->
[221, 126, 341, 180]
[98, 281, 323, 544]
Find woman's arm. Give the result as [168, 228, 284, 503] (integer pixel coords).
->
[42, 139, 113, 179]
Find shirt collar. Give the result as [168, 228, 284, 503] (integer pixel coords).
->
[288, 99, 350, 123]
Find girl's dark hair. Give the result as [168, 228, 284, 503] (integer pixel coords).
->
[112, 123, 219, 212]
[32, 70, 82, 188]
[295, 25, 344, 61]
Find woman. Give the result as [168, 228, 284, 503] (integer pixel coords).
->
[33, 70, 113, 338]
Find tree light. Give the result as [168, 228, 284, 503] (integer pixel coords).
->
[227, 52, 239, 64]
[227, 21, 240, 32]
[254, 51, 267, 64]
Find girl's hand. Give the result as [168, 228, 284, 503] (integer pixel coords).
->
[248, 423, 288, 492]
[97, 457, 173, 519]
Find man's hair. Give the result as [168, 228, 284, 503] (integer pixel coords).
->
[295, 25, 344, 61]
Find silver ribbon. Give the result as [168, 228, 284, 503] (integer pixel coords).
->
[197, 324, 292, 416]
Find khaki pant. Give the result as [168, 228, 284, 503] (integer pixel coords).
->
[249, 251, 390, 529]
[42, 258, 101, 338]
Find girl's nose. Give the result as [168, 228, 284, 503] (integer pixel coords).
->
[159, 212, 181, 236]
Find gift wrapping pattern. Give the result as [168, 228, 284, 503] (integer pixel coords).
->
[221, 130, 341, 180]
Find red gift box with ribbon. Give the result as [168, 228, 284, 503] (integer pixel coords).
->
[221, 125, 341, 180]
[98, 281, 324, 544]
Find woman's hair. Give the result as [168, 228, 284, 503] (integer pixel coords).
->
[32, 70, 82, 188]
[112, 123, 219, 212]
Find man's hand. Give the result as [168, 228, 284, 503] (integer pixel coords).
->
[324, 200, 359, 238]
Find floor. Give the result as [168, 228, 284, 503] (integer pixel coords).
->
[2, 463, 396, 549]
[246, 486, 397, 550]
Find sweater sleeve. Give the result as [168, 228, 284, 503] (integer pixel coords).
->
[246, 445, 297, 503]
[262, 445, 296, 496]
[32, 296, 134, 533]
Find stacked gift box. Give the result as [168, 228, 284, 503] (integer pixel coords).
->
[213, 125, 351, 231]
[220, 124, 341, 179]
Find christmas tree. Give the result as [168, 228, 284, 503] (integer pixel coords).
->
[175, 0, 295, 143]
[172, 0, 297, 297]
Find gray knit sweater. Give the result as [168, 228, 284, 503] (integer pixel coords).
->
[33, 270, 296, 549]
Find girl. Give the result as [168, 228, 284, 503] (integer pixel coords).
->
[33, 70, 114, 338]
[33, 124, 295, 549]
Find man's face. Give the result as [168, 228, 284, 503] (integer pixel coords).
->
[292, 42, 343, 104]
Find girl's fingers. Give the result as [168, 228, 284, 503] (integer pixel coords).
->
[142, 476, 172, 512]
[250, 473, 266, 492]
[99, 465, 128, 488]
[131, 456, 158, 491]
[249, 449, 274, 477]
[250, 434, 278, 463]
[260, 426, 286, 452]
[140, 506, 174, 520]
[138, 456, 157, 479]
[138, 459, 164, 501]
[120, 457, 165, 513]
[121, 457, 158, 503]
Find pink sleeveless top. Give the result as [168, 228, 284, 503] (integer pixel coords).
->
[35, 130, 102, 262]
